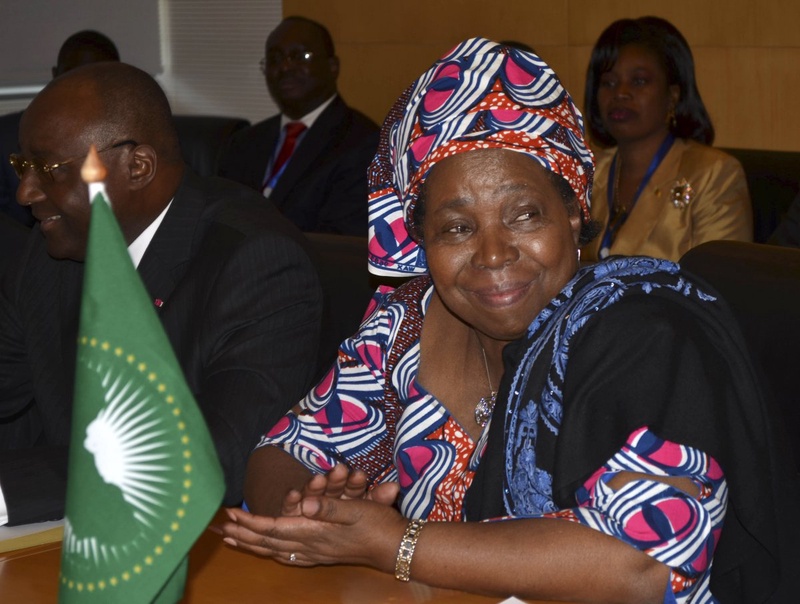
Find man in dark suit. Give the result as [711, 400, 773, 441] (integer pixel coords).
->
[0, 62, 322, 525]
[0, 29, 121, 227]
[217, 16, 379, 236]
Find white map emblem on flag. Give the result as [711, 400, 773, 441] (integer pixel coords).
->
[83, 358, 173, 527]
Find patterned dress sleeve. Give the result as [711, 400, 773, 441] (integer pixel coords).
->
[254, 286, 396, 476]
[547, 426, 726, 603]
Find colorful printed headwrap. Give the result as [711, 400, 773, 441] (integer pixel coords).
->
[368, 37, 595, 277]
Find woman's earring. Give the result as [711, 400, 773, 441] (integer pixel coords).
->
[666, 106, 677, 129]
[577, 248, 581, 263]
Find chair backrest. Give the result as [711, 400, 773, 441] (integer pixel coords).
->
[721, 147, 800, 243]
[172, 115, 250, 177]
[680, 240, 800, 472]
[303, 233, 376, 381]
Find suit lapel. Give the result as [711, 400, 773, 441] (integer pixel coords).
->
[137, 172, 206, 310]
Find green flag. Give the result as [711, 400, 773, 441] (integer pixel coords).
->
[59, 183, 224, 603]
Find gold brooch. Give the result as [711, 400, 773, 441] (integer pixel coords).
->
[670, 178, 694, 210]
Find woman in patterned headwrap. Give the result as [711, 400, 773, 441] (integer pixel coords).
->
[219, 38, 796, 603]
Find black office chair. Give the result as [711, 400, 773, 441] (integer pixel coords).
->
[680, 240, 800, 473]
[680, 240, 800, 602]
[721, 148, 800, 243]
[303, 233, 375, 381]
[172, 115, 250, 177]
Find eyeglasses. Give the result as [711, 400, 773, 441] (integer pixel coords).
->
[9, 139, 138, 182]
[259, 50, 316, 73]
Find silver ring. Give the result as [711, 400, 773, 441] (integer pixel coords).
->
[288, 553, 297, 563]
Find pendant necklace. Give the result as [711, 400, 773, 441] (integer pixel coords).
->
[474, 338, 497, 428]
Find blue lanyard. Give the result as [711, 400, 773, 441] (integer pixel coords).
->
[598, 134, 675, 258]
[262, 159, 290, 193]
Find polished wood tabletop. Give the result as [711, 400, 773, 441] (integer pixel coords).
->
[0, 513, 553, 603]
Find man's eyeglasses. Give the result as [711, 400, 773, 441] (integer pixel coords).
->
[259, 50, 315, 73]
[9, 139, 138, 182]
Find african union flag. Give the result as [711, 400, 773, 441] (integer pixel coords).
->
[59, 155, 224, 603]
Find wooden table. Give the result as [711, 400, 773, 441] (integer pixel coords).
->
[0, 514, 535, 603]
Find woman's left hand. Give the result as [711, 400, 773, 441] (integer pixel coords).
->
[280, 463, 367, 516]
[280, 464, 400, 516]
[217, 495, 407, 571]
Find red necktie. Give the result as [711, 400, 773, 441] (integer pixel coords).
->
[268, 121, 306, 183]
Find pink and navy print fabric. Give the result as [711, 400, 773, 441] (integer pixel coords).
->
[257, 277, 486, 521]
[562, 427, 726, 603]
[488, 429, 725, 602]
[367, 37, 594, 277]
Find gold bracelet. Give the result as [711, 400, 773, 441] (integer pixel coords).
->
[394, 518, 427, 582]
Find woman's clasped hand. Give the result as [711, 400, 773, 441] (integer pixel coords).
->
[220, 464, 404, 569]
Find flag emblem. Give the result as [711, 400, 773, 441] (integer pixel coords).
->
[60, 339, 198, 593]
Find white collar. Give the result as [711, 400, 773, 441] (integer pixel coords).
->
[280, 94, 337, 130]
[127, 200, 173, 268]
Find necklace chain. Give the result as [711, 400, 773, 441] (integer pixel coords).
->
[479, 344, 494, 393]
[474, 337, 497, 428]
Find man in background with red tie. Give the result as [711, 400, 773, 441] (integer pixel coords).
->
[218, 16, 379, 236]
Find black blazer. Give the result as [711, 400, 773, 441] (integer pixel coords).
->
[0, 171, 322, 525]
[0, 211, 28, 276]
[217, 96, 379, 236]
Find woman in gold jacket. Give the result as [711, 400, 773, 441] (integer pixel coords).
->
[581, 16, 752, 263]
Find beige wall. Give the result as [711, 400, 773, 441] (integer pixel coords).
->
[285, 0, 800, 151]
